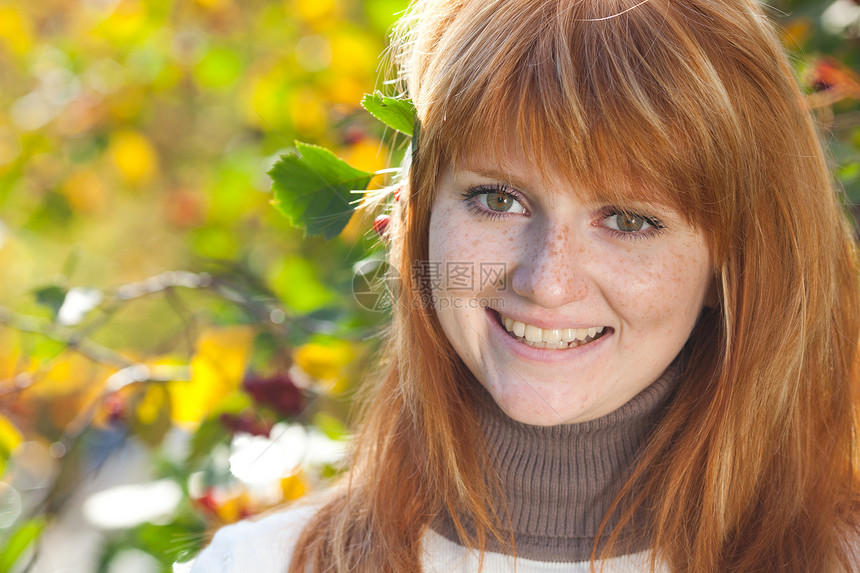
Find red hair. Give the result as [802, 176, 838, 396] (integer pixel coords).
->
[289, 0, 860, 570]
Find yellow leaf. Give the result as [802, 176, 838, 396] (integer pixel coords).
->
[169, 327, 254, 429]
[324, 76, 367, 106]
[214, 490, 252, 524]
[329, 32, 377, 78]
[195, 0, 229, 9]
[291, 0, 337, 24]
[340, 138, 387, 191]
[136, 383, 166, 425]
[22, 353, 113, 401]
[19, 353, 114, 430]
[341, 138, 386, 176]
[0, 415, 23, 455]
[108, 129, 158, 185]
[0, 7, 33, 57]
[242, 70, 286, 130]
[289, 88, 327, 137]
[293, 341, 356, 382]
[62, 168, 107, 214]
[338, 210, 366, 245]
[0, 328, 23, 381]
[93, 0, 148, 45]
[280, 472, 309, 502]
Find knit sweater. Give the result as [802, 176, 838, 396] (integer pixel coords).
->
[433, 363, 677, 562]
[182, 366, 678, 572]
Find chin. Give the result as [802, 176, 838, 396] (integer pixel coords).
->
[481, 376, 601, 426]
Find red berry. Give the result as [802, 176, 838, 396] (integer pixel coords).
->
[393, 185, 402, 202]
[196, 488, 219, 512]
[343, 125, 366, 145]
[373, 214, 390, 237]
[104, 393, 126, 424]
[219, 412, 274, 437]
[243, 372, 304, 417]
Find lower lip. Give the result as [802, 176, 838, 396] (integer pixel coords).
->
[485, 308, 611, 364]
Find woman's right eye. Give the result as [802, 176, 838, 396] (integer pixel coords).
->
[461, 185, 527, 217]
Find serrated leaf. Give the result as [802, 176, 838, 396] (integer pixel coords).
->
[269, 142, 373, 240]
[361, 93, 415, 136]
[0, 517, 46, 573]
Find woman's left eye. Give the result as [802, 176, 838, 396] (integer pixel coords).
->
[461, 185, 527, 217]
[600, 208, 665, 237]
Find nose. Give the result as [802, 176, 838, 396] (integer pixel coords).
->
[510, 221, 589, 308]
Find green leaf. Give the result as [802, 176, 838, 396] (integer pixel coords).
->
[269, 256, 337, 312]
[269, 142, 373, 240]
[130, 384, 173, 448]
[186, 392, 251, 467]
[185, 416, 228, 468]
[33, 285, 67, 319]
[194, 47, 242, 89]
[312, 411, 350, 441]
[0, 517, 46, 573]
[132, 520, 207, 566]
[361, 93, 415, 136]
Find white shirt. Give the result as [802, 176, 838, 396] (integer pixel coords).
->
[179, 504, 663, 572]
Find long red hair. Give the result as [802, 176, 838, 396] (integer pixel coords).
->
[288, 0, 860, 570]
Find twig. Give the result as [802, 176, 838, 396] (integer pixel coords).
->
[0, 306, 135, 371]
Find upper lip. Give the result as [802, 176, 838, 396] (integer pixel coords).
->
[491, 308, 609, 331]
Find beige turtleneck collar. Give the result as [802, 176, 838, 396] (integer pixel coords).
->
[431, 362, 680, 562]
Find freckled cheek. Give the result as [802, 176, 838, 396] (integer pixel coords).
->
[429, 214, 518, 268]
[608, 254, 698, 320]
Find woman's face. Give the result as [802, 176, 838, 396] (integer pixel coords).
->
[427, 149, 713, 426]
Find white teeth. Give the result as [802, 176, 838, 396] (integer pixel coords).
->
[512, 321, 525, 337]
[543, 329, 561, 343]
[500, 314, 606, 347]
[524, 324, 542, 342]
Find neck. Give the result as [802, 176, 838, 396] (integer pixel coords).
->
[431, 362, 680, 562]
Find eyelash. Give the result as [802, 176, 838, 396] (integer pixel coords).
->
[460, 184, 527, 220]
[597, 206, 666, 241]
[461, 184, 667, 241]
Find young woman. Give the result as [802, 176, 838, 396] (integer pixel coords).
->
[190, 0, 860, 570]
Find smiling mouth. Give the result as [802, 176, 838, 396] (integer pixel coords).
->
[494, 310, 609, 349]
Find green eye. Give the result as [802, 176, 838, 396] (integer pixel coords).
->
[485, 192, 514, 212]
[462, 185, 527, 217]
[615, 213, 645, 232]
[600, 207, 665, 238]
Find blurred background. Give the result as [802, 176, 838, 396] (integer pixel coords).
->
[0, 0, 857, 571]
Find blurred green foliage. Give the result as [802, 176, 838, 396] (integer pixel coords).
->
[0, 0, 857, 571]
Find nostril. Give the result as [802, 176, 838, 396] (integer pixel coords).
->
[510, 261, 589, 308]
